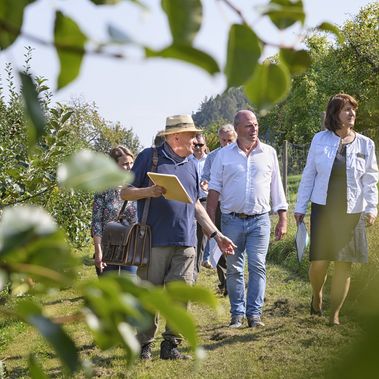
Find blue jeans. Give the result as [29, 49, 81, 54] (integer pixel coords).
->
[202, 241, 210, 262]
[221, 212, 271, 318]
[97, 264, 137, 276]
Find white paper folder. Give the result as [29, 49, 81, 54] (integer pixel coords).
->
[147, 172, 193, 204]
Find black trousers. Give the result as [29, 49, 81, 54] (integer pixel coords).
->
[215, 202, 227, 295]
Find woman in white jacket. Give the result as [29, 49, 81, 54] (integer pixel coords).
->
[294, 93, 378, 325]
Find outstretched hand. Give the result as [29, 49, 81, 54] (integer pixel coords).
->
[215, 233, 236, 255]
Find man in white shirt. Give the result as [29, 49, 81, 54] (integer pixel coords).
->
[207, 110, 288, 328]
[190, 134, 208, 281]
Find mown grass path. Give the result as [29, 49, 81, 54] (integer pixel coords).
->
[1, 257, 361, 379]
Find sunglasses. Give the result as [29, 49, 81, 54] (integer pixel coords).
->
[194, 143, 205, 148]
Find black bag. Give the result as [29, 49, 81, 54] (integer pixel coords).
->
[101, 148, 158, 267]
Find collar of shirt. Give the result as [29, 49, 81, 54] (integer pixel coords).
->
[162, 142, 189, 165]
[234, 139, 264, 154]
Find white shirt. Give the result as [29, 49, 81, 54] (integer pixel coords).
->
[295, 130, 378, 217]
[190, 153, 208, 199]
[208, 141, 288, 214]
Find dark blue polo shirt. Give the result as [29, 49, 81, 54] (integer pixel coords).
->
[131, 143, 199, 247]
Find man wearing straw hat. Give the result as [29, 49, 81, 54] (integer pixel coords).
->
[121, 114, 236, 360]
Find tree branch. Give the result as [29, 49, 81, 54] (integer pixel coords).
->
[0, 18, 126, 60]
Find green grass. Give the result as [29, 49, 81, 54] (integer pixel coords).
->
[1, 245, 374, 379]
[1, 201, 379, 378]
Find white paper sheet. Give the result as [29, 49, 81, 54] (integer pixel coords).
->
[208, 238, 223, 268]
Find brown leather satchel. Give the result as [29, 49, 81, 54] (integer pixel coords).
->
[101, 148, 158, 267]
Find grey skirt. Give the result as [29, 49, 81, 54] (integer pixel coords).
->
[309, 203, 368, 263]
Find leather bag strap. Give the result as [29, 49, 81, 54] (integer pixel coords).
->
[140, 148, 158, 225]
[117, 199, 128, 221]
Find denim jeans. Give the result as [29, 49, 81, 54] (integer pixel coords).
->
[97, 264, 137, 276]
[221, 212, 271, 318]
[202, 240, 210, 262]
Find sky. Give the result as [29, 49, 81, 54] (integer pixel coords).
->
[0, 0, 374, 147]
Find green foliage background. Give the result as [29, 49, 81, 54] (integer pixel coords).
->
[0, 55, 141, 247]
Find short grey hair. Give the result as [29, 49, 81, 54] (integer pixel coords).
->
[218, 124, 235, 135]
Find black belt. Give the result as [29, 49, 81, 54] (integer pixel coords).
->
[229, 212, 266, 219]
[199, 197, 207, 202]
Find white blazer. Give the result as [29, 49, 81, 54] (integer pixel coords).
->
[295, 130, 378, 217]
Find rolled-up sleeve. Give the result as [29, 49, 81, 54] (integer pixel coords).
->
[208, 152, 223, 193]
[270, 149, 288, 212]
[362, 141, 379, 217]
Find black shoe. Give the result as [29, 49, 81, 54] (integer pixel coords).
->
[310, 297, 323, 316]
[160, 340, 191, 360]
[140, 343, 152, 360]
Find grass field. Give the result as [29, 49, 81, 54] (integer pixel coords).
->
[2, 211, 378, 378]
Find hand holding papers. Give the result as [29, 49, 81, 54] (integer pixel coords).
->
[295, 222, 309, 263]
[147, 172, 193, 203]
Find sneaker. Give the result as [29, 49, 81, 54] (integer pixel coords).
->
[247, 316, 265, 328]
[160, 340, 191, 360]
[229, 315, 243, 328]
[201, 260, 212, 269]
[140, 343, 152, 360]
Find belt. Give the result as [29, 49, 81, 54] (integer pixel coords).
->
[199, 197, 207, 202]
[229, 212, 266, 219]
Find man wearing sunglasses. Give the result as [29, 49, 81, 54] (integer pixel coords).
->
[190, 134, 209, 282]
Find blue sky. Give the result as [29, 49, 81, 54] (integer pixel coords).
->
[0, 0, 374, 147]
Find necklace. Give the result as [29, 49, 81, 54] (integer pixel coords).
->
[337, 129, 354, 154]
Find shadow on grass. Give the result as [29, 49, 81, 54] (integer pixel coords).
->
[42, 295, 83, 306]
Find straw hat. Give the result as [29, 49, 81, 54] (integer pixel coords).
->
[158, 114, 202, 136]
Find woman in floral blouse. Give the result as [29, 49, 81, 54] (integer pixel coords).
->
[91, 146, 137, 276]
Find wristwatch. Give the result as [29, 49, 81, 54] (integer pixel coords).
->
[209, 231, 218, 239]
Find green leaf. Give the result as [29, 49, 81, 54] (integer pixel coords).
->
[28, 354, 49, 379]
[0, 206, 78, 288]
[57, 149, 133, 192]
[225, 24, 262, 87]
[140, 288, 198, 349]
[54, 11, 87, 89]
[161, 0, 202, 45]
[0, 205, 57, 256]
[244, 61, 291, 110]
[262, 0, 305, 30]
[165, 281, 218, 308]
[117, 322, 140, 365]
[145, 44, 219, 75]
[19, 72, 46, 148]
[60, 110, 74, 124]
[317, 22, 345, 45]
[17, 300, 80, 374]
[279, 48, 311, 75]
[0, 0, 36, 49]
